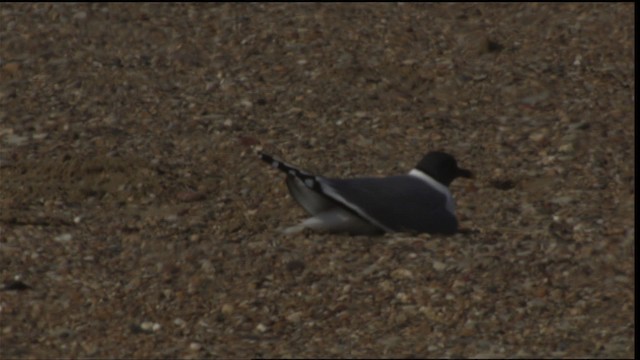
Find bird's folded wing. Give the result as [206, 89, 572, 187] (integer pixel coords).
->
[318, 175, 459, 234]
[286, 175, 339, 215]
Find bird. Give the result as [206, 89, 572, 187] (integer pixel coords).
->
[259, 151, 473, 235]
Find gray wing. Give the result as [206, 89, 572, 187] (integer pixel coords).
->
[284, 175, 383, 235]
[285, 175, 338, 215]
[318, 175, 459, 234]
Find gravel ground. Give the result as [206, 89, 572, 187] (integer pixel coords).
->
[0, 3, 634, 358]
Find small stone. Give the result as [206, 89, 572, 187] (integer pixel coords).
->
[381, 334, 401, 347]
[614, 275, 630, 284]
[73, 11, 87, 20]
[3, 134, 28, 146]
[54, 233, 73, 243]
[432, 261, 446, 271]
[2, 63, 20, 74]
[395, 292, 410, 303]
[221, 304, 234, 315]
[473, 73, 488, 81]
[81, 341, 97, 355]
[140, 321, 161, 332]
[164, 214, 178, 222]
[379, 280, 394, 292]
[568, 121, 590, 131]
[255, 323, 268, 333]
[573, 54, 582, 66]
[393, 311, 408, 324]
[558, 143, 574, 153]
[238, 99, 252, 108]
[391, 268, 414, 279]
[521, 91, 550, 106]
[529, 130, 548, 143]
[286, 311, 303, 323]
[550, 196, 573, 205]
[527, 299, 546, 309]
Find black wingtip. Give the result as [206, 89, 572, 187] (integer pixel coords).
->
[258, 151, 274, 165]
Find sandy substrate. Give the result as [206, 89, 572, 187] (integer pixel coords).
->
[0, 3, 634, 358]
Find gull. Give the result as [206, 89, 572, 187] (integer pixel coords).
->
[259, 151, 472, 235]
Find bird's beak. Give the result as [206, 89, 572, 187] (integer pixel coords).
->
[457, 168, 474, 179]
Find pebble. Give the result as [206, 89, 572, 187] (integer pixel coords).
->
[164, 214, 178, 222]
[395, 292, 410, 303]
[550, 196, 573, 205]
[3, 134, 28, 146]
[558, 143, 574, 153]
[54, 233, 73, 243]
[391, 268, 414, 279]
[221, 304, 234, 314]
[286, 311, 303, 323]
[432, 261, 447, 271]
[140, 321, 161, 332]
[573, 54, 582, 66]
[238, 99, 252, 108]
[73, 11, 87, 20]
[255, 323, 268, 333]
[529, 130, 548, 143]
[521, 91, 550, 105]
[2, 62, 20, 74]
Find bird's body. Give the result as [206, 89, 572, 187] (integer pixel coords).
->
[259, 151, 472, 235]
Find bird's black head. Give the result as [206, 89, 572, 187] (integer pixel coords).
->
[415, 151, 473, 187]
